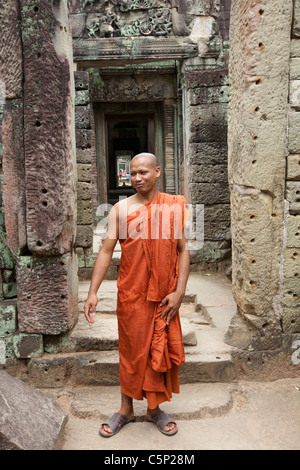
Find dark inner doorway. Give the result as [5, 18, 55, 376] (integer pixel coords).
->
[106, 114, 154, 204]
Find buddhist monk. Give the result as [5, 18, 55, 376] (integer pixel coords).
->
[84, 152, 190, 437]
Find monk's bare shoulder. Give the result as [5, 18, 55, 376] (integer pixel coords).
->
[115, 194, 142, 221]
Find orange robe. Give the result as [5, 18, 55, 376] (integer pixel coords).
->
[116, 191, 186, 409]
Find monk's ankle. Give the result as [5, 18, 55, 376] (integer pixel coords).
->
[118, 407, 134, 419]
[147, 406, 160, 417]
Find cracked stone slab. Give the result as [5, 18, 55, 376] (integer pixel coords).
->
[0, 371, 68, 450]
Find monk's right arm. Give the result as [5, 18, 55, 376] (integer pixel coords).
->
[84, 205, 119, 323]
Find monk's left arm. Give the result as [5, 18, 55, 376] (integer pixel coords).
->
[160, 234, 190, 325]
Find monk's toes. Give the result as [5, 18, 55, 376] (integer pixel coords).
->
[100, 424, 113, 435]
[165, 422, 177, 433]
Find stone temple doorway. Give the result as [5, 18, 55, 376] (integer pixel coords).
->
[94, 101, 167, 206]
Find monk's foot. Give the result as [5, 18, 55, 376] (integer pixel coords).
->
[147, 407, 178, 436]
[99, 410, 135, 438]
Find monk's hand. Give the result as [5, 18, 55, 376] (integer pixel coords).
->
[84, 293, 98, 324]
[160, 291, 184, 325]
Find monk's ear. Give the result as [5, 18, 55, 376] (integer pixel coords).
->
[156, 166, 161, 178]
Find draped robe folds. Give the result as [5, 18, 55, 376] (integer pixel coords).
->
[116, 191, 187, 409]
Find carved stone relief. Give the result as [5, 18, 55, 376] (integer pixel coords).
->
[69, 0, 190, 38]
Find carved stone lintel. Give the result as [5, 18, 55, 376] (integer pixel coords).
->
[70, 0, 191, 38]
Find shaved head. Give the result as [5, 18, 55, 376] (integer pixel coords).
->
[131, 153, 158, 169]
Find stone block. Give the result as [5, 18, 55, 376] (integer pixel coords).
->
[290, 58, 300, 80]
[281, 307, 300, 333]
[288, 111, 300, 154]
[17, 254, 78, 335]
[0, 237, 15, 270]
[76, 247, 85, 268]
[189, 182, 230, 205]
[291, 39, 300, 57]
[2, 270, 15, 284]
[0, 370, 67, 450]
[0, 339, 5, 365]
[3, 282, 17, 299]
[75, 89, 90, 106]
[188, 142, 228, 165]
[204, 220, 231, 241]
[13, 333, 43, 359]
[230, 184, 283, 317]
[77, 163, 92, 182]
[21, 0, 77, 256]
[189, 103, 228, 143]
[204, 204, 231, 222]
[2, 99, 27, 254]
[290, 80, 300, 110]
[282, 278, 300, 308]
[189, 164, 228, 183]
[76, 129, 92, 148]
[77, 200, 93, 225]
[75, 105, 91, 129]
[76, 225, 93, 248]
[0, 335, 19, 364]
[0, 0, 23, 99]
[188, 85, 230, 106]
[184, 68, 229, 89]
[283, 248, 300, 279]
[286, 215, 300, 248]
[0, 302, 17, 335]
[83, 247, 97, 268]
[287, 154, 300, 180]
[77, 181, 92, 200]
[76, 148, 92, 164]
[190, 240, 231, 263]
[293, 0, 300, 37]
[74, 70, 90, 90]
[286, 181, 300, 213]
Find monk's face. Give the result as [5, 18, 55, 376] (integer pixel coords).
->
[130, 156, 160, 194]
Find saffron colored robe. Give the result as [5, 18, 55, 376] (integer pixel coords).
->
[116, 191, 187, 409]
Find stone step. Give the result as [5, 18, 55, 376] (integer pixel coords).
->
[26, 344, 236, 389]
[45, 297, 207, 354]
[50, 382, 237, 422]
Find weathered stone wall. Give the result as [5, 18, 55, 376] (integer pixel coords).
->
[0, 0, 78, 364]
[226, 0, 294, 350]
[181, 0, 232, 271]
[282, 0, 300, 335]
[74, 70, 96, 280]
[182, 66, 231, 271]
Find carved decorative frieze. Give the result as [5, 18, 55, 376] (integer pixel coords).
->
[69, 0, 190, 38]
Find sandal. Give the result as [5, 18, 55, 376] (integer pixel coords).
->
[99, 412, 135, 438]
[146, 410, 178, 436]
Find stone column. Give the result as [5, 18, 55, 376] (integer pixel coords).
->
[11, 0, 78, 336]
[226, 0, 293, 350]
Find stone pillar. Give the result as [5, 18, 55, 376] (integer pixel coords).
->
[226, 0, 293, 350]
[0, 0, 79, 340]
[282, 1, 300, 335]
[21, 0, 77, 256]
[16, 0, 78, 335]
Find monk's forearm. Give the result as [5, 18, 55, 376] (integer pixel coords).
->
[175, 249, 190, 297]
[88, 247, 113, 296]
